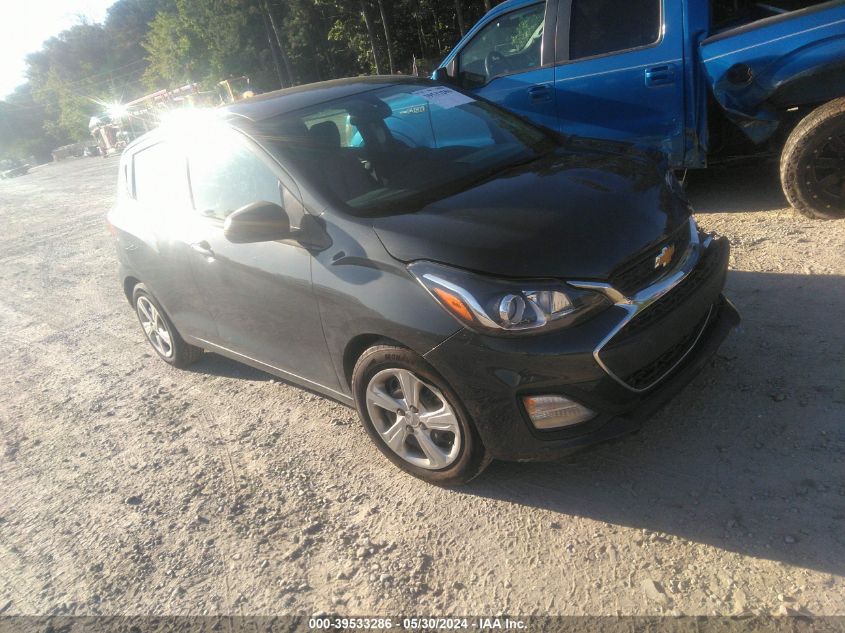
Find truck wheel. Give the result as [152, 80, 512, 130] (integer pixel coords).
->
[780, 97, 845, 220]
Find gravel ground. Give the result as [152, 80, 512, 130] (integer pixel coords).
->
[0, 157, 843, 618]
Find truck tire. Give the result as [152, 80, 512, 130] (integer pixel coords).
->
[780, 97, 845, 220]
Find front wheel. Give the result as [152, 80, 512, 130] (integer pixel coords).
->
[780, 97, 845, 220]
[352, 345, 490, 486]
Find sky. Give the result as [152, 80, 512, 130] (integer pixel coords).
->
[1, 0, 116, 98]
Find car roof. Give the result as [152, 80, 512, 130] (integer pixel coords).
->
[220, 75, 433, 123]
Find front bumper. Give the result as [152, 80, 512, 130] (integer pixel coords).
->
[424, 235, 739, 461]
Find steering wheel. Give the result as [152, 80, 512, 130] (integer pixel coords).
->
[484, 50, 506, 78]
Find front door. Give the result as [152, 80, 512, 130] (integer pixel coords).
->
[185, 127, 339, 391]
[553, 0, 686, 164]
[455, 1, 559, 131]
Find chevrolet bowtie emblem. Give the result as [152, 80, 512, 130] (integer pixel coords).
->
[654, 244, 675, 269]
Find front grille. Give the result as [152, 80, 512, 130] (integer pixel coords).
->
[612, 244, 719, 344]
[622, 309, 711, 390]
[609, 222, 692, 296]
[597, 239, 728, 392]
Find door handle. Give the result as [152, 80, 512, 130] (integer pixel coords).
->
[645, 64, 676, 87]
[528, 85, 552, 103]
[191, 241, 215, 258]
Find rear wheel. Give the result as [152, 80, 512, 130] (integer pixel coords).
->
[352, 345, 489, 486]
[781, 97, 845, 220]
[132, 284, 203, 368]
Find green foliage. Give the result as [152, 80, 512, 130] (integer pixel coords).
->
[0, 0, 498, 159]
[510, 10, 543, 51]
[143, 9, 203, 87]
[0, 85, 62, 161]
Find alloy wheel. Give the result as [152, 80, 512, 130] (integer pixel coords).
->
[136, 295, 174, 359]
[365, 368, 462, 470]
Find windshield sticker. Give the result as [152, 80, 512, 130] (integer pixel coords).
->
[412, 87, 475, 109]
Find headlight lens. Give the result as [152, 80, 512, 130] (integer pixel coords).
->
[408, 261, 609, 335]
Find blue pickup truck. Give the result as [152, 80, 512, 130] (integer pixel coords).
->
[433, 0, 845, 219]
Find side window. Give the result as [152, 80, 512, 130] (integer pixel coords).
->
[188, 135, 284, 222]
[132, 142, 189, 208]
[458, 3, 546, 86]
[569, 0, 661, 60]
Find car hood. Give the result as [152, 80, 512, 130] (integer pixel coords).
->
[372, 142, 691, 281]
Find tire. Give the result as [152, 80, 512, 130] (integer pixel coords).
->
[132, 283, 203, 368]
[352, 345, 490, 486]
[780, 97, 845, 220]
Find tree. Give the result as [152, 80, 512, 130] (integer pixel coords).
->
[261, 0, 293, 87]
[8, 0, 503, 150]
[377, 0, 396, 74]
[359, 0, 384, 74]
[0, 85, 61, 161]
[455, 0, 466, 37]
[142, 10, 199, 87]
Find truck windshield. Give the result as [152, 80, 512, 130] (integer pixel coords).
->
[254, 83, 558, 215]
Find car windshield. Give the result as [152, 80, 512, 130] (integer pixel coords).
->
[252, 82, 558, 215]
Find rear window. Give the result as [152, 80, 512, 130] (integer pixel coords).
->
[132, 142, 189, 207]
[569, 0, 662, 60]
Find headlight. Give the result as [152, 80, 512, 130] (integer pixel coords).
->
[408, 261, 609, 335]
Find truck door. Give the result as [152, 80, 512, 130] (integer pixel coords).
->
[451, 1, 560, 131]
[553, 0, 686, 165]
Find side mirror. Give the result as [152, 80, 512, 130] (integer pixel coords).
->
[432, 67, 448, 83]
[432, 58, 458, 84]
[223, 201, 291, 244]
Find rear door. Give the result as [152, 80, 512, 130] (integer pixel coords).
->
[553, 0, 686, 164]
[453, 1, 560, 131]
[123, 140, 214, 340]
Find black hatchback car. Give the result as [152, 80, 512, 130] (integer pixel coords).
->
[108, 77, 739, 485]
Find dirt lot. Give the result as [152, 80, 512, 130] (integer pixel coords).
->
[0, 156, 843, 618]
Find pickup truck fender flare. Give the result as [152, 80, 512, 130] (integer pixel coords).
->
[701, 5, 845, 144]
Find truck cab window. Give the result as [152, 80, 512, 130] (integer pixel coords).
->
[570, 0, 661, 60]
[458, 3, 546, 86]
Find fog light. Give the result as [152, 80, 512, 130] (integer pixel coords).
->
[523, 395, 596, 430]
